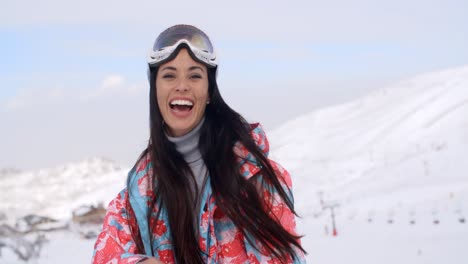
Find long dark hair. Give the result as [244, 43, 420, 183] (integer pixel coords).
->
[126, 50, 306, 263]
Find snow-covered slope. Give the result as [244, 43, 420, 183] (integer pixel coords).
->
[0, 157, 128, 221]
[267, 66, 468, 263]
[270, 65, 468, 217]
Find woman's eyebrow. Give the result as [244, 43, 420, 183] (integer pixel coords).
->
[189, 66, 205, 72]
[160, 66, 177, 72]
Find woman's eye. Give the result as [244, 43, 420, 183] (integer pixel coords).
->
[162, 74, 175, 79]
[191, 75, 202, 79]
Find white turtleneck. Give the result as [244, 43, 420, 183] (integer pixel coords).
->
[166, 118, 208, 203]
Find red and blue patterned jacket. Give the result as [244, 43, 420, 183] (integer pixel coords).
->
[92, 124, 306, 263]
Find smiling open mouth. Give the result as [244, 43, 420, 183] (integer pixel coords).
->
[170, 99, 194, 111]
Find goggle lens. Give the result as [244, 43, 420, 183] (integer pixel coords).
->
[153, 26, 214, 54]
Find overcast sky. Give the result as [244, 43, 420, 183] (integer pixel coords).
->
[1, 0, 467, 170]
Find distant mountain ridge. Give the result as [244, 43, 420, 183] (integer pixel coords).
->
[0, 157, 128, 221]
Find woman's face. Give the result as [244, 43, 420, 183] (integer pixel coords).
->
[156, 48, 209, 137]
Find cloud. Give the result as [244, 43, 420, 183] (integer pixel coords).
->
[82, 74, 146, 101]
[91, 74, 125, 98]
[2, 0, 467, 46]
[3, 86, 66, 111]
[2, 74, 146, 111]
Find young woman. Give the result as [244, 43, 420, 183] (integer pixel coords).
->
[92, 24, 306, 264]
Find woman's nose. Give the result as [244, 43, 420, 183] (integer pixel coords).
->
[175, 78, 189, 92]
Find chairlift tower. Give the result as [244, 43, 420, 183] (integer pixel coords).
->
[323, 200, 340, 236]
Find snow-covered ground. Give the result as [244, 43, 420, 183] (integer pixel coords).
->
[298, 212, 468, 263]
[1, 65, 467, 263]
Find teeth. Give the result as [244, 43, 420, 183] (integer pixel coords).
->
[170, 99, 193, 106]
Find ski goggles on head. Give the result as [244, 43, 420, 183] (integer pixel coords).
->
[147, 24, 218, 68]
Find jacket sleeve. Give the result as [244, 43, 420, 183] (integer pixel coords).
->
[92, 189, 149, 264]
[249, 160, 306, 263]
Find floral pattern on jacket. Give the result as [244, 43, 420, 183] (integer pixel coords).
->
[92, 123, 306, 263]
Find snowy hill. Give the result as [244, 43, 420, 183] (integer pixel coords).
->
[0, 157, 128, 222]
[270, 65, 468, 214]
[267, 65, 468, 263]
